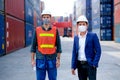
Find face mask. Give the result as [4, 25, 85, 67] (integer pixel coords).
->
[42, 19, 50, 25]
[78, 25, 87, 32]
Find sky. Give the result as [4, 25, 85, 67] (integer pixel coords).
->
[41, 0, 76, 16]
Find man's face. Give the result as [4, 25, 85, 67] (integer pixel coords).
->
[77, 21, 88, 32]
[42, 14, 51, 25]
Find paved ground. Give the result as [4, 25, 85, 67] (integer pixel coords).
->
[0, 37, 120, 80]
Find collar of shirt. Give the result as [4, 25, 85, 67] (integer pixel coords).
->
[42, 26, 51, 31]
[78, 31, 88, 38]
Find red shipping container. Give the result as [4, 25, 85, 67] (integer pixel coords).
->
[54, 22, 72, 28]
[57, 28, 64, 36]
[114, 0, 120, 5]
[6, 15, 25, 54]
[114, 4, 120, 24]
[5, 0, 24, 20]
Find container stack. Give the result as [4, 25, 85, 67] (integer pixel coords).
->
[92, 0, 100, 39]
[100, 0, 114, 40]
[0, 0, 42, 56]
[0, 0, 5, 56]
[114, 0, 120, 43]
[5, 0, 25, 53]
[24, 0, 34, 47]
[86, 0, 92, 32]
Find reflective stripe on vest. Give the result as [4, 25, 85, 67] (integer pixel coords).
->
[39, 33, 54, 37]
[36, 26, 56, 54]
[40, 44, 54, 48]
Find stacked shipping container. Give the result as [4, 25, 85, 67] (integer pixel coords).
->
[5, 0, 25, 54]
[92, 0, 100, 39]
[114, 0, 120, 42]
[86, 0, 92, 32]
[25, 0, 34, 47]
[100, 0, 114, 40]
[0, 0, 42, 55]
[0, 12, 5, 55]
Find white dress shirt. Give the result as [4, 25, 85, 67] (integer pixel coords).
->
[78, 32, 87, 61]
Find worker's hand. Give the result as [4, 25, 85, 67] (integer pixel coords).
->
[56, 59, 60, 68]
[71, 69, 76, 75]
[31, 60, 35, 67]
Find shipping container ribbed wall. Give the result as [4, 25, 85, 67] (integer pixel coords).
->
[25, 0, 34, 24]
[6, 15, 25, 54]
[92, 0, 100, 39]
[86, 0, 92, 32]
[0, 12, 5, 55]
[25, 23, 34, 47]
[100, 0, 114, 40]
[5, 0, 24, 20]
[0, 0, 4, 11]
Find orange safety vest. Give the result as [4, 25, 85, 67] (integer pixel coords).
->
[36, 26, 56, 54]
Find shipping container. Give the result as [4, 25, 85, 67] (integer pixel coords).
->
[57, 28, 64, 36]
[0, 0, 4, 11]
[25, 0, 34, 24]
[114, 3, 120, 24]
[114, 24, 120, 43]
[100, 0, 114, 40]
[25, 23, 34, 47]
[5, 0, 24, 20]
[0, 12, 5, 55]
[6, 15, 25, 53]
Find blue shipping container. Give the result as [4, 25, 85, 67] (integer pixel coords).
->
[25, 23, 34, 46]
[0, 0, 4, 11]
[25, 0, 34, 24]
[0, 12, 5, 55]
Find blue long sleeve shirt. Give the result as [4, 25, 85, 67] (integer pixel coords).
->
[30, 26, 62, 60]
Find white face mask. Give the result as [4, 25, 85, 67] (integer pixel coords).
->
[78, 25, 87, 32]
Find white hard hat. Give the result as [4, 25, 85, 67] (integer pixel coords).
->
[76, 15, 88, 23]
[41, 10, 51, 16]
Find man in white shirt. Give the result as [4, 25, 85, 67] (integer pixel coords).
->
[71, 15, 101, 80]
